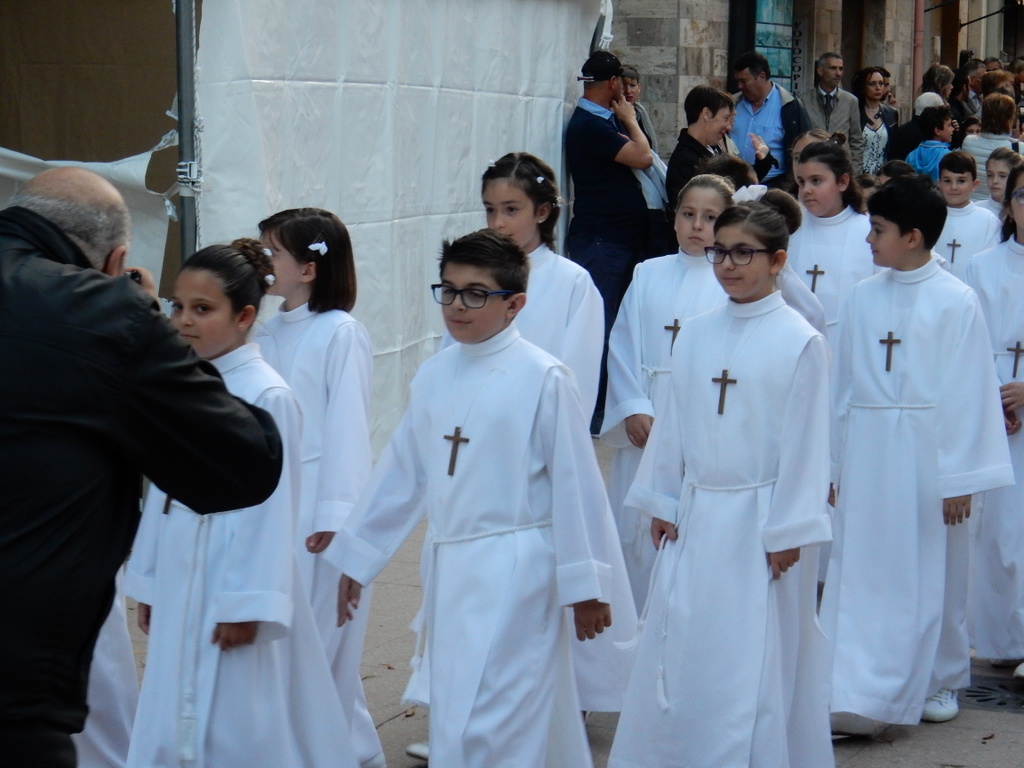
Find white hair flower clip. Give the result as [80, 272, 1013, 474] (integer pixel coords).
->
[732, 184, 768, 203]
[308, 241, 328, 256]
[264, 273, 276, 286]
[262, 247, 273, 257]
[487, 159, 497, 168]
[536, 175, 545, 184]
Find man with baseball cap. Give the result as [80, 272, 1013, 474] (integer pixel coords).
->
[565, 50, 653, 433]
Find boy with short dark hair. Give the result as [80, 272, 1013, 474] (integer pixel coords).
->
[906, 105, 954, 180]
[332, 229, 625, 767]
[822, 175, 1013, 734]
[935, 151, 1000, 279]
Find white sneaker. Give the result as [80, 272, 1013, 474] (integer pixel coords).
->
[830, 711, 887, 737]
[921, 688, 959, 722]
[360, 754, 387, 768]
[1014, 661, 1024, 679]
[405, 741, 429, 761]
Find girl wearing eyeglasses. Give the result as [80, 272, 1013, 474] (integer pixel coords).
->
[609, 196, 834, 768]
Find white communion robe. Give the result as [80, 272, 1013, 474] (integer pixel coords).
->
[601, 250, 725, 609]
[437, 245, 630, 712]
[124, 344, 357, 768]
[822, 258, 1014, 724]
[72, 568, 138, 768]
[965, 239, 1024, 659]
[787, 205, 877, 344]
[978, 197, 1004, 218]
[937, 203, 999, 282]
[254, 305, 382, 764]
[329, 323, 628, 768]
[609, 291, 834, 768]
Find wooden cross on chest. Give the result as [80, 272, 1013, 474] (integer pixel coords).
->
[946, 239, 961, 263]
[805, 264, 825, 293]
[879, 331, 901, 372]
[711, 369, 737, 414]
[664, 318, 681, 353]
[443, 426, 469, 476]
[1008, 341, 1024, 378]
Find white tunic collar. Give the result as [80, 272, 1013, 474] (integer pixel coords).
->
[211, 342, 260, 375]
[527, 243, 554, 269]
[726, 290, 784, 318]
[460, 322, 521, 357]
[676, 249, 710, 268]
[890, 256, 940, 284]
[809, 205, 857, 227]
[279, 302, 314, 324]
[1008, 237, 1024, 257]
[945, 204, 977, 218]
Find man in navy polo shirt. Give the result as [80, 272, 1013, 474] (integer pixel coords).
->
[566, 50, 652, 431]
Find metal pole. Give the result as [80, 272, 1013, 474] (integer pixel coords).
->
[175, 0, 199, 260]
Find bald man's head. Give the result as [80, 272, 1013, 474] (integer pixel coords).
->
[10, 167, 130, 269]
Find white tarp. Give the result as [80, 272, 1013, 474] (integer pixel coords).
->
[196, 0, 598, 449]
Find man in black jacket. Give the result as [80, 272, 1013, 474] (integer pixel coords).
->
[0, 167, 284, 767]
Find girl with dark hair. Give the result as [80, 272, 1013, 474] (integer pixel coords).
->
[255, 211, 385, 768]
[479, 152, 604, 416]
[789, 141, 878, 344]
[609, 194, 833, 768]
[127, 239, 357, 768]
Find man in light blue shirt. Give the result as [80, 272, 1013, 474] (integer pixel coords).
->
[732, 51, 811, 187]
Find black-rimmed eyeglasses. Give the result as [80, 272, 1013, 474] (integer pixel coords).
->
[704, 246, 773, 266]
[431, 284, 516, 309]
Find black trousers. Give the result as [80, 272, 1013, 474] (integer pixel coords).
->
[0, 722, 77, 768]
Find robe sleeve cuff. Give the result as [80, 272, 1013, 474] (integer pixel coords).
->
[624, 483, 678, 525]
[314, 500, 355, 533]
[762, 512, 833, 552]
[122, 571, 156, 607]
[210, 591, 293, 641]
[323, 528, 389, 585]
[557, 559, 613, 606]
[600, 398, 655, 448]
[938, 463, 1015, 499]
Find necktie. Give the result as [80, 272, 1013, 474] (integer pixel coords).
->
[823, 93, 835, 118]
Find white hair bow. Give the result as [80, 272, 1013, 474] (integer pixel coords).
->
[308, 241, 328, 256]
[732, 185, 768, 203]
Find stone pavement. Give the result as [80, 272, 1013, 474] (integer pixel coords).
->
[127, 441, 1024, 767]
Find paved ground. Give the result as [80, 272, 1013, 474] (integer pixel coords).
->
[127, 441, 1024, 767]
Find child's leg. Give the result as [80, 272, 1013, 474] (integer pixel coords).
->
[929, 520, 972, 694]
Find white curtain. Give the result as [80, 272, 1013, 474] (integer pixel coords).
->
[196, 0, 598, 450]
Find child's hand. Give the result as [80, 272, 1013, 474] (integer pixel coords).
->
[943, 495, 972, 526]
[767, 548, 800, 580]
[625, 414, 653, 448]
[573, 599, 612, 641]
[1001, 382, 1024, 413]
[650, 517, 678, 549]
[337, 574, 362, 627]
[827, 483, 837, 507]
[306, 531, 335, 553]
[137, 602, 151, 635]
[211, 621, 258, 650]
[1006, 409, 1022, 436]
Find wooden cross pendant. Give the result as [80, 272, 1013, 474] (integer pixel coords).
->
[1008, 341, 1024, 378]
[711, 369, 737, 414]
[879, 331, 901, 372]
[443, 426, 469, 476]
[947, 239, 961, 263]
[664, 318, 682, 353]
[806, 264, 825, 293]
